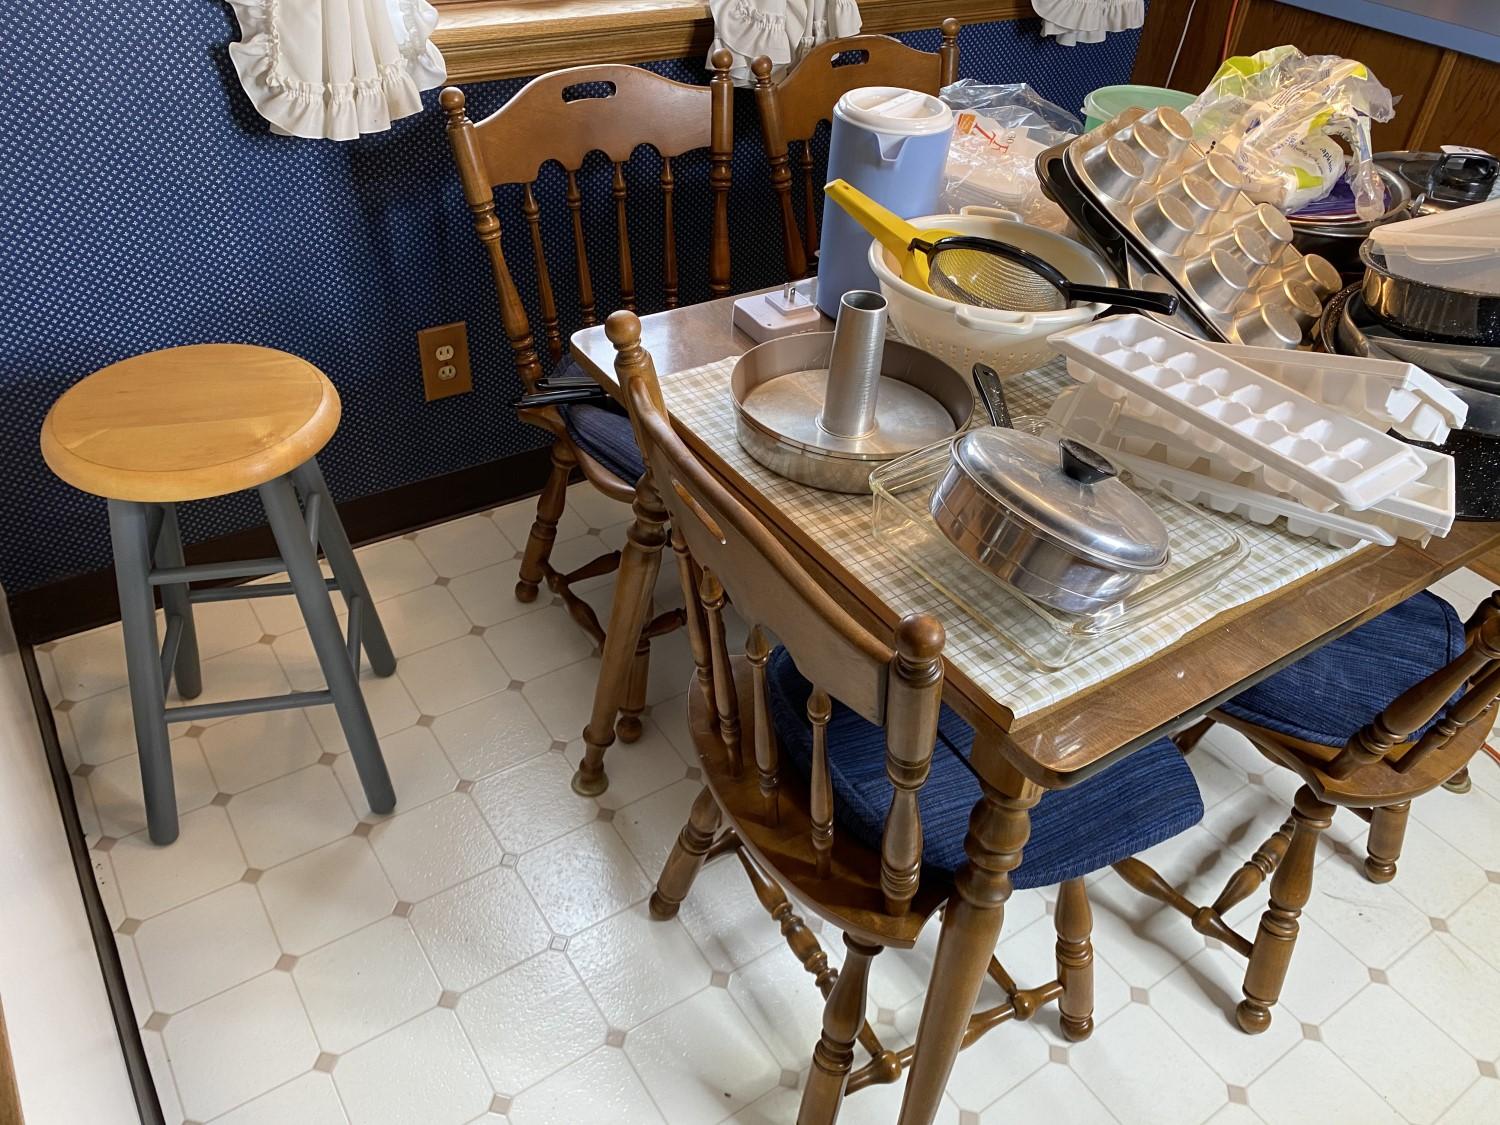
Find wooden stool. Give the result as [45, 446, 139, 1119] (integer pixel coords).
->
[41, 344, 396, 845]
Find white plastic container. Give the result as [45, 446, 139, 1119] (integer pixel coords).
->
[868, 212, 1112, 377]
[818, 88, 954, 316]
[1368, 197, 1500, 295]
[1050, 315, 1429, 511]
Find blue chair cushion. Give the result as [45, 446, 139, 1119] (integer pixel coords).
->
[549, 357, 645, 483]
[765, 647, 1204, 889]
[1216, 591, 1465, 749]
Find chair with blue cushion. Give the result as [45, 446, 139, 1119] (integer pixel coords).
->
[605, 310, 1206, 1122]
[1114, 588, 1500, 1035]
[441, 57, 734, 741]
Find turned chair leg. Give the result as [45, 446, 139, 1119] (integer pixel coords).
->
[1054, 877, 1095, 1041]
[798, 936, 881, 1125]
[516, 443, 574, 604]
[650, 785, 721, 919]
[1172, 717, 1215, 755]
[1442, 766, 1473, 794]
[1239, 786, 1333, 1034]
[1364, 801, 1411, 884]
[617, 596, 652, 743]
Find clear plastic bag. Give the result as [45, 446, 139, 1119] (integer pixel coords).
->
[938, 80, 1080, 230]
[1185, 45, 1396, 220]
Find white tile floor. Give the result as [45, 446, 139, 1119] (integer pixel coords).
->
[37, 484, 1500, 1125]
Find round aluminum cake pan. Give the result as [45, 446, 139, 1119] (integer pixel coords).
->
[730, 332, 974, 493]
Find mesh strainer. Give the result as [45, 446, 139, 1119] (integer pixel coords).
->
[914, 235, 1180, 315]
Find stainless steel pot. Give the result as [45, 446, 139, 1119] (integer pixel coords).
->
[1287, 165, 1412, 280]
[930, 428, 1170, 614]
[1360, 240, 1500, 346]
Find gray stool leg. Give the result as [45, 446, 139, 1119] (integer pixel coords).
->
[155, 503, 202, 700]
[260, 474, 395, 815]
[291, 459, 395, 678]
[108, 500, 178, 845]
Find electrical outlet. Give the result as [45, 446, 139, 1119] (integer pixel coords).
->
[418, 322, 472, 401]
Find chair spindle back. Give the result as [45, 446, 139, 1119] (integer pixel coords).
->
[752, 20, 961, 280]
[442, 56, 734, 390]
[606, 311, 945, 914]
[1332, 600, 1500, 778]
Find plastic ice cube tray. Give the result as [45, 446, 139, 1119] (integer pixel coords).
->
[1208, 343, 1467, 445]
[1049, 384, 1455, 543]
[1050, 316, 1429, 511]
[1101, 444, 1396, 549]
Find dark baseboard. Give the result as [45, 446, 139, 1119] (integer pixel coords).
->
[19, 643, 165, 1124]
[9, 446, 557, 645]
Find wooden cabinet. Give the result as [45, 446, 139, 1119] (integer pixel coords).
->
[1132, 0, 1500, 154]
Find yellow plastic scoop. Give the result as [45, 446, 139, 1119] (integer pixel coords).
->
[824, 178, 963, 290]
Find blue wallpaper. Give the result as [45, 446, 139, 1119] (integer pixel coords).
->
[0, 3, 1140, 594]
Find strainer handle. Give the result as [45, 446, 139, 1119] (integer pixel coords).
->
[1066, 285, 1180, 315]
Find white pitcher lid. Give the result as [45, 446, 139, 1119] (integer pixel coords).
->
[835, 87, 953, 137]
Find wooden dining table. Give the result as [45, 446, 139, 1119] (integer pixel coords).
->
[568, 290, 1500, 1124]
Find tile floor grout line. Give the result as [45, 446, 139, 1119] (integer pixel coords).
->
[48, 552, 1500, 1124]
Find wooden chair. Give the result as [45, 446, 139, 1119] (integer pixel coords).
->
[603, 309, 1207, 1120]
[441, 58, 733, 740]
[1114, 590, 1500, 1033]
[752, 20, 961, 281]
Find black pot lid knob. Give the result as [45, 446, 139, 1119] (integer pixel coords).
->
[1059, 438, 1117, 485]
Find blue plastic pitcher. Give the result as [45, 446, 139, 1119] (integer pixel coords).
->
[816, 87, 954, 317]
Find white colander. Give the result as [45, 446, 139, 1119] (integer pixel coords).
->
[867, 212, 1114, 377]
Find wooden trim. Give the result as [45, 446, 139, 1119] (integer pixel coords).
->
[1406, 48, 1457, 151]
[434, 0, 1030, 83]
[0, 995, 20, 1125]
[8, 445, 558, 645]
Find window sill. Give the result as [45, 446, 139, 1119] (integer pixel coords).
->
[433, 0, 1029, 84]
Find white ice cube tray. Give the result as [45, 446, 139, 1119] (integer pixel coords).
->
[1050, 316, 1429, 511]
[1209, 343, 1467, 445]
[1102, 444, 1396, 549]
[1049, 384, 1455, 543]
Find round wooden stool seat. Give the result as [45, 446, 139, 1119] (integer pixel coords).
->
[41, 343, 341, 503]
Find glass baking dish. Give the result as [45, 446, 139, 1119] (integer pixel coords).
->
[869, 420, 1249, 670]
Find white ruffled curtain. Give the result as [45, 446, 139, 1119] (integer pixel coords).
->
[708, 0, 862, 86]
[228, 0, 447, 140]
[1033, 0, 1144, 46]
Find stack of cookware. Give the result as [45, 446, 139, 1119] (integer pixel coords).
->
[1320, 198, 1500, 517]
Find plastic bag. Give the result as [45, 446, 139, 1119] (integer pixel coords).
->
[1185, 45, 1395, 220]
[937, 80, 1080, 231]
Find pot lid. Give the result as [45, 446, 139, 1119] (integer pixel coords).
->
[834, 87, 953, 137]
[950, 428, 1169, 571]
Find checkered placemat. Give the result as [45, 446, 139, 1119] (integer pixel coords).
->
[656, 355, 1360, 720]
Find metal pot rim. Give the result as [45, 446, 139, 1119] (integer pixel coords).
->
[943, 431, 1170, 573]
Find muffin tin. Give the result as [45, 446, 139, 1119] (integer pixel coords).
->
[1050, 316, 1429, 511]
[1062, 107, 1342, 346]
[1049, 384, 1455, 543]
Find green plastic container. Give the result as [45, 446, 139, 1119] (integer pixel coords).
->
[1081, 85, 1197, 131]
